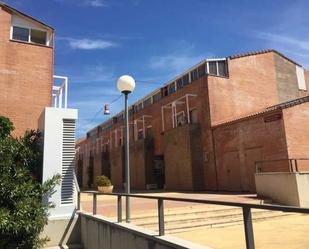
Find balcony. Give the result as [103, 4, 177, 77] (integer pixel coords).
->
[52, 75, 68, 108]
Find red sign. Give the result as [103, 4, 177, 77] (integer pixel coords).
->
[264, 113, 282, 123]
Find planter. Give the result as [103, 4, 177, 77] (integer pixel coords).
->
[98, 185, 114, 193]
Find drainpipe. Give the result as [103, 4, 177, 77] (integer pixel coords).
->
[211, 127, 219, 191]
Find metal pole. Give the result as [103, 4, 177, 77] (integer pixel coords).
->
[242, 207, 255, 249]
[124, 92, 131, 223]
[64, 77, 68, 108]
[77, 192, 81, 210]
[117, 195, 122, 223]
[93, 193, 97, 215]
[158, 199, 165, 236]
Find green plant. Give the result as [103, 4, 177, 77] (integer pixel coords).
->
[96, 175, 112, 187]
[0, 116, 60, 249]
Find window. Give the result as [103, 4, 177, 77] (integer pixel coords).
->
[218, 60, 227, 76]
[11, 26, 49, 46]
[176, 78, 183, 90]
[169, 82, 176, 94]
[190, 69, 198, 82]
[208, 61, 217, 75]
[12, 26, 29, 42]
[198, 64, 206, 77]
[128, 107, 134, 116]
[153, 92, 162, 103]
[134, 102, 143, 112]
[162, 86, 168, 97]
[182, 74, 190, 86]
[31, 29, 47, 45]
[117, 113, 124, 122]
[143, 97, 152, 108]
[87, 131, 97, 138]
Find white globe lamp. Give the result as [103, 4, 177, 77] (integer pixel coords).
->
[117, 75, 135, 93]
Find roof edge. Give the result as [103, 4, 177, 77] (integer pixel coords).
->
[229, 49, 301, 67]
[212, 96, 309, 128]
[0, 2, 54, 30]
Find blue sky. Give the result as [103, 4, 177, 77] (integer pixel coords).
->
[5, 0, 309, 138]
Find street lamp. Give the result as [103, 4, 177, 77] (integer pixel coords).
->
[117, 75, 135, 223]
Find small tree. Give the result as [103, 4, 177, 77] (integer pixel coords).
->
[0, 116, 60, 249]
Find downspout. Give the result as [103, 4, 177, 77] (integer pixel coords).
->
[211, 127, 219, 191]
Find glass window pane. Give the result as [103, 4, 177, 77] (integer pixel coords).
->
[143, 97, 152, 108]
[12, 26, 29, 42]
[209, 61, 217, 75]
[218, 61, 227, 76]
[168, 82, 176, 94]
[190, 69, 198, 81]
[198, 64, 206, 77]
[176, 78, 183, 90]
[31, 29, 47, 45]
[153, 92, 162, 103]
[182, 74, 190, 86]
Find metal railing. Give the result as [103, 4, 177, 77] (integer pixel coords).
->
[255, 158, 309, 173]
[53, 75, 68, 109]
[77, 191, 309, 249]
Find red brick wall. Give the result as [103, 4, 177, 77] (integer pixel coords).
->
[208, 53, 279, 125]
[283, 102, 309, 171]
[212, 111, 289, 192]
[0, 7, 53, 137]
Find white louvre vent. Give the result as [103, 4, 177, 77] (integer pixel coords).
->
[61, 119, 76, 205]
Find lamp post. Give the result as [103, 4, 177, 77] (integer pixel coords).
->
[117, 75, 135, 223]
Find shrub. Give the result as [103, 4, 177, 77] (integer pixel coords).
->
[96, 175, 112, 186]
[0, 116, 60, 249]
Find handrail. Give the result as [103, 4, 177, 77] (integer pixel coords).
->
[255, 158, 309, 173]
[73, 171, 80, 210]
[78, 191, 309, 249]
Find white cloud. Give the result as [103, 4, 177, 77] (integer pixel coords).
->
[150, 54, 205, 73]
[254, 2, 309, 68]
[67, 38, 117, 50]
[257, 32, 309, 52]
[54, 0, 108, 7]
[83, 0, 108, 7]
[255, 32, 309, 68]
[149, 41, 212, 77]
[70, 64, 115, 83]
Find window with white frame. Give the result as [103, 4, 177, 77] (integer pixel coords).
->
[11, 26, 49, 46]
[143, 97, 152, 108]
[12, 26, 29, 42]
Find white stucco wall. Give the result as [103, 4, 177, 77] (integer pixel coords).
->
[255, 172, 309, 207]
[39, 107, 78, 219]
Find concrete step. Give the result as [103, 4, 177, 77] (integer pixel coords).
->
[132, 208, 270, 226]
[144, 211, 291, 234]
[125, 200, 289, 235]
[128, 197, 272, 221]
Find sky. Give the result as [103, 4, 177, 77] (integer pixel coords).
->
[4, 0, 309, 138]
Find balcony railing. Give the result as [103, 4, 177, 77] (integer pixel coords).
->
[53, 75, 68, 108]
[255, 158, 309, 173]
[78, 191, 309, 249]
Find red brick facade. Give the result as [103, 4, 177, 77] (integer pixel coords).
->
[0, 4, 54, 136]
[76, 50, 309, 192]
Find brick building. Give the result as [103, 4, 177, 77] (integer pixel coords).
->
[0, 3, 54, 136]
[76, 50, 309, 192]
